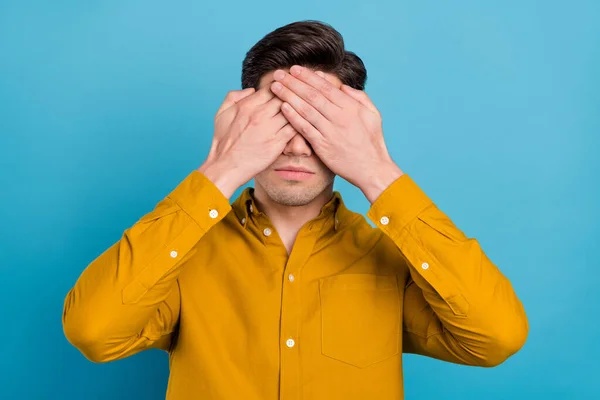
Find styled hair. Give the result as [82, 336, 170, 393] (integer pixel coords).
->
[241, 20, 367, 91]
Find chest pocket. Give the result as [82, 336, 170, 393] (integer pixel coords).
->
[319, 274, 400, 368]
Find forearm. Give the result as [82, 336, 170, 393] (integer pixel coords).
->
[62, 170, 231, 361]
[367, 174, 528, 366]
[400, 214, 528, 366]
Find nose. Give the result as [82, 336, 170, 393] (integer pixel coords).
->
[283, 132, 313, 157]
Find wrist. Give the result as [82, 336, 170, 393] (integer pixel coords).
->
[360, 162, 404, 204]
[197, 159, 244, 200]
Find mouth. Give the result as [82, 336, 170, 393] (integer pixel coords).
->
[274, 166, 315, 173]
[274, 166, 315, 181]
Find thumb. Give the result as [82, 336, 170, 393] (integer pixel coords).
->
[340, 85, 377, 113]
[216, 87, 255, 117]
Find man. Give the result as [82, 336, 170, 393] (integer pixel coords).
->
[63, 20, 528, 399]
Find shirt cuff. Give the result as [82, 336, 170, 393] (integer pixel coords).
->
[167, 169, 232, 233]
[366, 174, 433, 241]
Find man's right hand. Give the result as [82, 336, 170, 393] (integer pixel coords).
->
[198, 86, 297, 199]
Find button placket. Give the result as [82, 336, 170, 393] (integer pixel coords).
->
[278, 227, 317, 397]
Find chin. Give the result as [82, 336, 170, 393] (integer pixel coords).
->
[267, 183, 322, 206]
[255, 174, 334, 207]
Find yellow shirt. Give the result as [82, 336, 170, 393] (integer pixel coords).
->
[62, 169, 528, 399]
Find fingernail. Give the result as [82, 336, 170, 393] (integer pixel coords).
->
[290, 65, 303, 76]
[274, 70, 286, 80]
[315, 71, 326, 78]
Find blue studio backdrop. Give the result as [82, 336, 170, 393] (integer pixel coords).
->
[1, 1, 599, 399]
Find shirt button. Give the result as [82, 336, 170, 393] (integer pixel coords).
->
[288, 273, 295, 282]
[209, 209, 219, 219]
[241, 217, 246, 225]
[286, 338, 295, 348]
[170, 250, 178, 258]
[263, 228, 272, 237]
[380, 216, 390, 225]
[421, 262, 429, 270]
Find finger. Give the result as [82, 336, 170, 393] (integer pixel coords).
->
[268, 111, 291, 132]
[280, 101, 323, 145]
[272, 69, 339, 121]
[271, 79, 330, 133]
[289, 65, 354, 109]
[259, 96, 284, 119]
[340, 85, 378, 113]
[231, 87, 277, 130]
[215, 88, 255, 118]
[275, 121, 298, 143]
[238, 86, 276, 110]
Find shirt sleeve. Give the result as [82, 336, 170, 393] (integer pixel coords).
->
[366, 174, 529, 367]
[62, 169, 231, 363]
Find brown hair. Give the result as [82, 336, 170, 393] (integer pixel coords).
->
[241, 20, 367, 91]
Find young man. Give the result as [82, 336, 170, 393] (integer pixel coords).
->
[63, 20, 528, 399]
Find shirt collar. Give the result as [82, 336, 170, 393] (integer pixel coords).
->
[232, 187, 351, 232]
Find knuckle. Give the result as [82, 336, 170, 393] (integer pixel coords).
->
[249, 110, 266, 125]
[306, 88, 320, 103]
[301, 124, 311, 135]
[238, 103, 254, 117]
[239, 101, 251, 111]
[234, 110, 250, 127]
[234, 117, 248, 132]
[320, 82, 333, 95]
[299, 103, 312, 117]
[330, 109, 342, 121]
[236, 106, 249, 120]
[248, 115, 261, 126]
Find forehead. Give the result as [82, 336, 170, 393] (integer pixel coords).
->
[258, 68, 343, 89]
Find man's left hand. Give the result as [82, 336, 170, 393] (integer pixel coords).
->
[270, 65, 404, 203]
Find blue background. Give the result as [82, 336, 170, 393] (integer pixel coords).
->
[1, 0, 599, 398]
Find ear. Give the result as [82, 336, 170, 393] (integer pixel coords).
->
[340, 85, 378, 113]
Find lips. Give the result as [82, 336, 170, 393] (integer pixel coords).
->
[275, 166, 314, 173]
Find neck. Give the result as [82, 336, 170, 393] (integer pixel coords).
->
[252, 182, 335, 238]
